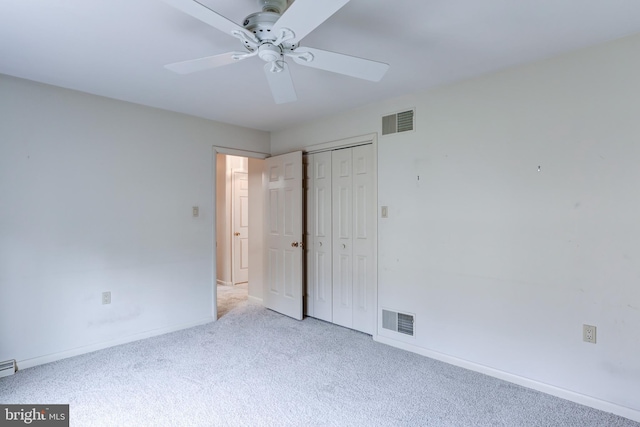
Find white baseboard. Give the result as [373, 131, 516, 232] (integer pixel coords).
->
[373, 334, 640, 423]
[216, 280, 232, 286]
[17, 316, 214, 371]
[247, 295, 263, 304]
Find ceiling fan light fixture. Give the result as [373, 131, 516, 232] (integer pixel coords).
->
[258, 43, 283, 63]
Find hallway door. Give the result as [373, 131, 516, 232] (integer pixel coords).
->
[232, 170, 249, 285]
[263, 151, 304, 320]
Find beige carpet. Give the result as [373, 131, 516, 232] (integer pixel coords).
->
[216, 282, 248, 319]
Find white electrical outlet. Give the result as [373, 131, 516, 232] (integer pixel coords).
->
[583, 324, 596, 344]
[102, 291, 111, 305]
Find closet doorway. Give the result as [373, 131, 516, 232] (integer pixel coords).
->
[304, 134, 378, 334]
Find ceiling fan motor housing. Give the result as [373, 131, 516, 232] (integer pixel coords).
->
[242, 10, 296, 62]
[243, 12, 280, 42]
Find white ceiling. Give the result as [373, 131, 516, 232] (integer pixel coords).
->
[1, 0, 640, 132]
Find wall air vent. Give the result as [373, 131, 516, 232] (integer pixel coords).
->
[382, 309, 415, 336]
[382, 109, 415, 135]
[0, 360, 16, 378]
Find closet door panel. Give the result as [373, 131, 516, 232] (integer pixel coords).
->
[352, 144, 375, 334]
[332, 148, 353, 329]
[311, 151, 333, 322]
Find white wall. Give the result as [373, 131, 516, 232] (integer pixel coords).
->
[271, 33, 640, 419]
[215, 154, 230, 285]
[0, 74, 270, 367]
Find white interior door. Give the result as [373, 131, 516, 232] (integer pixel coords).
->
[263, 151, 303, 320]
[309, 151, 333, 322]
[331, 144, 375, 334]
[332, 148, 353, 329]
[232, 171, 249, 285]
[351, 145, 375, 334]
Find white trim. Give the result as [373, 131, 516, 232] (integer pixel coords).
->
[216, 279, 233, 286]
[211, 148, 218, 321]
[371, 136, 378, 336]
[373, 335, 640, 423]
[248, 295, 263, 304]
[213, 146, 269, 159]
[17, 317, 214, 371]
[211, 148, 217, 321]
[304, 133, 377, 154]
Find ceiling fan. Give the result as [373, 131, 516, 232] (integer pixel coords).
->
[162, 0, 390, 104]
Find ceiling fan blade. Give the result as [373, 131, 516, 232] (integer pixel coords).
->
[289, 47, 389, 82]
[273, 0, 350, 43]
[264, 62, 297, 104]
[162, 0, 256, 41]
[165, 52, 245, 74]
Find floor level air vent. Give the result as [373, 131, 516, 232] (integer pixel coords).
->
[0, 360, 16, 378]
[382, 309, 415, 336]
[382, 109, 414, 135]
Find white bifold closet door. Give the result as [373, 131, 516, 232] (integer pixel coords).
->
[307, 144, 375, 334]
[307, 151, 333, 321]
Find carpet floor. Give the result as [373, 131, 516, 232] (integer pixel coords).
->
[1, 299, 637, 427]
[217, 283, 248, 319]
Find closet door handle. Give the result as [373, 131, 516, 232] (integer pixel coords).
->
[291, 241, 304, 249]
[234, 232, 240, 236]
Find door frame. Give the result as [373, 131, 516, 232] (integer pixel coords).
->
[304, 133, 378, 334]
[212, 146, 269, 321]
[303, 133, 378, 154]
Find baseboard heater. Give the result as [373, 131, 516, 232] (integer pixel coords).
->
[382, 309, 415, 336]
[0, 360, 16, 378]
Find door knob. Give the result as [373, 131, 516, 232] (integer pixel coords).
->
[234, 232, 240, 236]
[291, 242, 304, 248]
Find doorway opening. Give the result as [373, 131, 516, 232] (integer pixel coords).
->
[214, 151, 266, 319]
